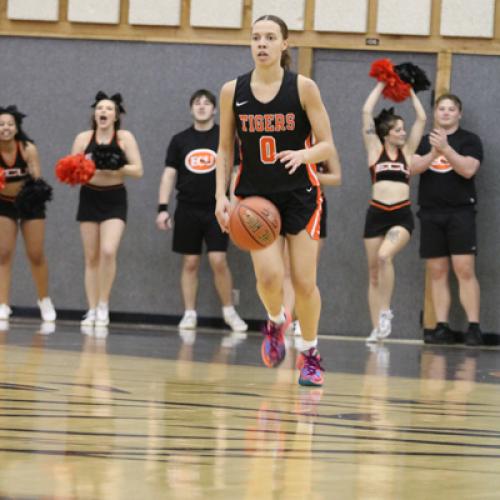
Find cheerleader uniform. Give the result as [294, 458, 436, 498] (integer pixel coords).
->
[0, 141, 44, 220]
[363, 147, 414, 238]
[77, 132, 128, 223]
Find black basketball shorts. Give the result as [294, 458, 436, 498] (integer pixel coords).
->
[260, 185, 323, 240]
[173, 201, 228, 255]
[418, 207, 477, 258]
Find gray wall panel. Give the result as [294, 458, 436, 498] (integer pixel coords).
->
[8, 37, 481, 338]
[451, 54, 500, 333]
[313, 50, 436, 338]
[0, 37, 263, 318]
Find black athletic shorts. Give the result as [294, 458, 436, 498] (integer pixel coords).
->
[259, 185, 322, 240]
[418, 207, 477, 258]
[363, 200, 414, 238]
[0, 193, 45, 221]
[77, 184, 127, 223]
[173, 201, 228, 255]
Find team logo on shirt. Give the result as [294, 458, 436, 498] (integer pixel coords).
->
[185, 148, 217, 174]
[430, 155, 452, 173]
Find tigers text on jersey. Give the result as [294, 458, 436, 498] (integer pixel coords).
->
[233, 70, 319, 196]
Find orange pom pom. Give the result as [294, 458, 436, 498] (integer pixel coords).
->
[55, 154, 96, 186]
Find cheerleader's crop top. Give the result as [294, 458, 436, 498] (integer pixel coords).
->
[0, 142, 29, 182]
[369, 147, 409, 184]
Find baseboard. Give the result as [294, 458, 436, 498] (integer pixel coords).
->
[11, 306, 262, 332]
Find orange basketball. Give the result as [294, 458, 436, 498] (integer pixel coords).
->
[229, 196, 281, 251]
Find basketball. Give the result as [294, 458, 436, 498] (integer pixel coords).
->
[229, 196, 281, 251]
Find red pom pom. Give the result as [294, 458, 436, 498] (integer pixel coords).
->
[0, 169, 5, 191]
[369, 58, 396, 84]
[55, 154, 96, 186]
[370, 58, 411, 103]
[383, 83, 411, 103]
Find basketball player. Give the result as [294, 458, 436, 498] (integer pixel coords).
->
[0, 105, 56, 322]
[156, 89, 247, 332]
[284, 156, 342, 337]
[412, 94, 484, 346]
[71, 92, 143, 327]
[215, 15, 339, 386]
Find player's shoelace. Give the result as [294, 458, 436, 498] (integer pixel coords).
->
[262, 322, 283, 362]
[301, 348, 325, 376]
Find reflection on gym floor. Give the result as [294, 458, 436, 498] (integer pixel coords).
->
[0, 320, 499, 499]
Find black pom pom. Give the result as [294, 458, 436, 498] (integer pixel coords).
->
[92, 144, 127, 170]
[15, 177, 53, 215]
[394, 63, 431, 93]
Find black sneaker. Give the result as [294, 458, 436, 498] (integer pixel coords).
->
[423, 329, 435, 344]
[464, 326, 483, 346]
[430, 324, 455, 345]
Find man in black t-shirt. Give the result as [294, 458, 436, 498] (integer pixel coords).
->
[412, 94, 483, 346]
[156, 89, 247, 333]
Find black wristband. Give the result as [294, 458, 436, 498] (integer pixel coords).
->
[158, 203, 168, 213]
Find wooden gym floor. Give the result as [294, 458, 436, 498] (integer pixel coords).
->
[0, 319, 499, 499]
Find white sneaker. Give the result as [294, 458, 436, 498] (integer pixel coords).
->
[366, 328, 380, 343]
[81, 309, 96, 326]
[378, 310, 394, 339]
[37, 297, 56, 322]
[223, 310, 248, 332]
[292, 320, 302, 336]
[0, 304, 12, 321]
[95, 303, 110, 327]
[179, 329, 196, 345]
[221, 331, 247, 348]
[0, 320, 9, 331]
[38, 321, 56, 335]
[80, 325, 94, 336]
[179, 311, 197, 329]
[94, 326, 109, 339]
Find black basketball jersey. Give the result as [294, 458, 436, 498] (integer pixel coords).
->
[0, 141, 29, 183]
[233, 70, 318, 196]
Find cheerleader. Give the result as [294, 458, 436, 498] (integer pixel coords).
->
[70, 92, 143, 327]
[0, 105, 55, 322]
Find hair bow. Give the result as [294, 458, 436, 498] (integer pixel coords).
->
[374, 107, 395, 126]
[91, 91, 126, 113]
[0, 105, 27, 123]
